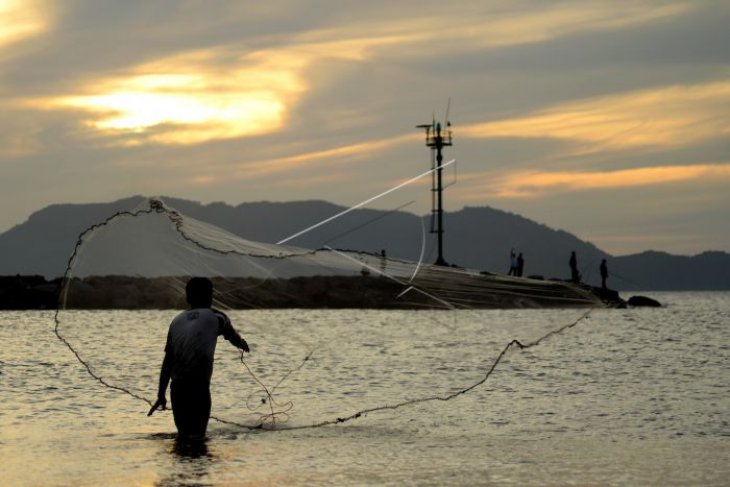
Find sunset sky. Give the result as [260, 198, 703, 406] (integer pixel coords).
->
[1, 0, 728, 255]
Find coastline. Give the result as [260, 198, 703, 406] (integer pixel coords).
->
[2, 271, 624, 310]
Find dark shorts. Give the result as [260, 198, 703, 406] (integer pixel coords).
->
[170, 380, 211, 439]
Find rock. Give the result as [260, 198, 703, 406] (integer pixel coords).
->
[628, 295, 662, 307]
[589, 286, 627, 308]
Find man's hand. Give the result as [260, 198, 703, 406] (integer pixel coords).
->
[240, 338, 250, 353]
[148, 396, 167, 416]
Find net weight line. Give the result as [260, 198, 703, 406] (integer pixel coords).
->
[218, 308, 594, 430]
[272, 309, 593, 431]
[50, 202, 280, 428]
[52, 199, 595, 431]
[57, 289, 592, 431]
[56, 290, 593, 431]
[50, 200, 358, 429]
[51, 196, 453, 422]
[53, 205, 158, 408]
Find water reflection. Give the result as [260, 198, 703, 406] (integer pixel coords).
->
[155, 437, 215, 487]
[4, 300, 730, 486]
[172, 436, 211, 458]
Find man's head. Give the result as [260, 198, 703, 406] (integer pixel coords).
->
[186, 277, 213, 308]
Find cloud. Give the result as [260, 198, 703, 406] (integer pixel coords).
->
[31, 49, 305, 145]
[25, 30, 421, 146]
[460, 80, 730, 154]
[1, 0, 728, 255]
[462, 162, 730, 199]
[0, 0, 47, 51]
[234, 133, 419, 180]
[13, 0, 695, 148]
[448, 1, 691, 50]
[301, 1, 691, 56]
[197, 134, 417, 191]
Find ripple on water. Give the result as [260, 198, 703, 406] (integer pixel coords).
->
[2, 295, 730, 486]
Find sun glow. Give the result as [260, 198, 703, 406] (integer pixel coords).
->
[67, 88, 283, 137]
[56, 72, 293, 144]
[45, 50, 308, 145]
[0, 0, 46, 48]
[44, 29, 416, 145]
[22, 0, 698, 150]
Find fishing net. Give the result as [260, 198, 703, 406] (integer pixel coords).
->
[54, 167, 600, 430]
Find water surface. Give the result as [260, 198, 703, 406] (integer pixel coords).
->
[1, 292, 728, 486]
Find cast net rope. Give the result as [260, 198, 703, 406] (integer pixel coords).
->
[53, 176, 601, 430]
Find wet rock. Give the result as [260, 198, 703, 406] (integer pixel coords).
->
[628, 295, 662, 307]
[590, 286, 627, 308]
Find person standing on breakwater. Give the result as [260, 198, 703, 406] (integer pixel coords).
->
[508, 248, 518, 276]
[149, 277, 249, 440]
[569, 251, 580, 283]
[517, 253, 525, 277]
[600, 259, 609, 289]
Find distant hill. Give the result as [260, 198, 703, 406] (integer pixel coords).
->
[0, 196, 146, 279]
[610, 251, 730, 291]
[0, 196, 728, 291]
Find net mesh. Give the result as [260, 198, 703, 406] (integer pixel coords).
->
[54, 184, 600, 429]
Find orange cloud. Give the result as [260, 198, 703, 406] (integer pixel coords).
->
[31, 30, 420, 146]
[234, 133, 420, 179]
[462, 163, 730, 199]
[453, 1, 690, 50]
[21, 0, 693, 148]
[298, 1, 690, 55]
[118, 132, 419, 191]
[39, 52, 305, 145]
[0, 0, 47, 50]
[461, 81, 730, 152]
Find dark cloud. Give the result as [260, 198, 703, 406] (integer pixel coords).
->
[0, 0, 728, 254]
[435, 6, 730, 72]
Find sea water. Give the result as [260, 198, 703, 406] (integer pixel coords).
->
[1, 292, 728, 486]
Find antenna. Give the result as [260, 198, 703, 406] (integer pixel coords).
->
[417, 106, 453, 266]
[444, 97, 451, 127]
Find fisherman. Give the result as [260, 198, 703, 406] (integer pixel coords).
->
[517, 253, 525, 277]
[569, 251, 580, 283]
[600, 259, 609, 289]
[508, 248, 518, 276]
[149, 277, 249, 440]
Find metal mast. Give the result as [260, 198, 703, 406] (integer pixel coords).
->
[417, 118, 452, 266]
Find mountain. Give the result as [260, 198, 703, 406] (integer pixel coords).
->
[0, 196, 728, 291]
[0, 196, 146, 278]
[610, 251, 730, 291]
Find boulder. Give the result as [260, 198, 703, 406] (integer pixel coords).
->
[628, 295, 662, 307]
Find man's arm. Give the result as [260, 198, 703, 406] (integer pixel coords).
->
[148, 351, 172, 416]
[215, 310, 250, 352]
[230, 332, 250, 352]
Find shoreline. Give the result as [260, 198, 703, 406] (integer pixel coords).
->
[1, 272, 625, 310]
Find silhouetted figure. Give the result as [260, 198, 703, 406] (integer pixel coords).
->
[149, 277, 249, 440]
[380, 249, 387, 276]
[569, 251, 580, 283]
[508, 248, 518, 276]
[517, 253, 525, 277]
[600, 259, 608, 289]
